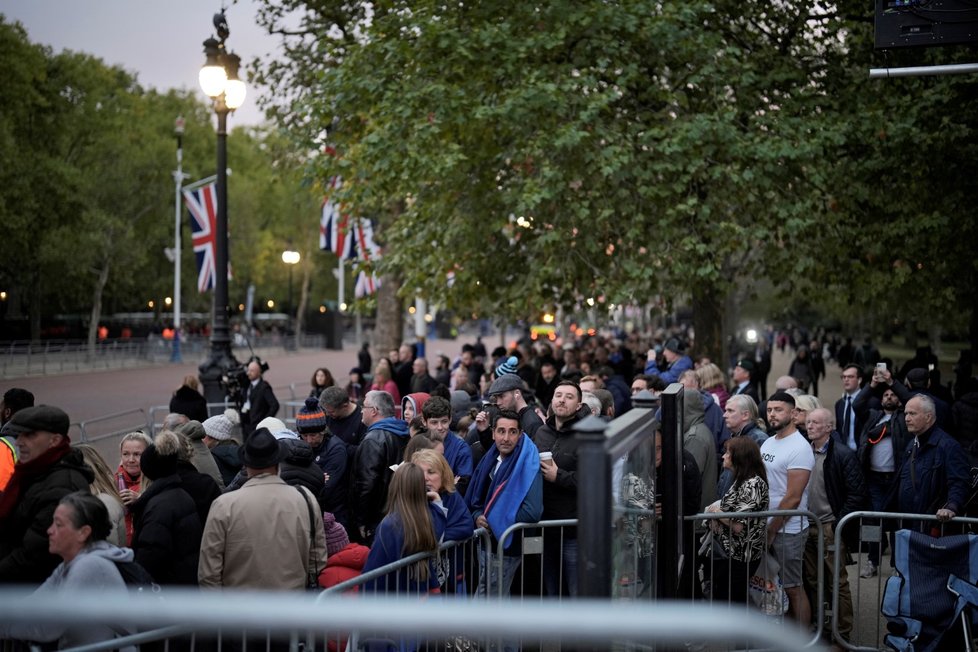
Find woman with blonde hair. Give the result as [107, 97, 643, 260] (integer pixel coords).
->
[74, 444, 126, 547]
[793, 394, 822, 435]
[697, 363, 730, 411]
[169, 374, 208, 423]
[362, 463, 442, 595]
[116, 430, 152, 544]
[412, 449, 474, 594]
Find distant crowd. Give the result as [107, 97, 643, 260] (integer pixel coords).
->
[2, 324, 977, 651]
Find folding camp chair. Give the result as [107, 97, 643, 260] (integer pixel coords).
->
[881, 529, 978, 652]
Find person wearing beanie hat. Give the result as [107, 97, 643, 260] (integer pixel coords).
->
[495, 355, 519, 378]
[202, 410, 243, 487]
[130, 431, 203, 586]
[643, 336, 694, 385]
[0, 405, 93, 585]
[296, 397, 350, 528]
[199, 428, 327, 590]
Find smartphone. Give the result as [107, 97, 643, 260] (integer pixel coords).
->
[928, 363, 935, 371]
[876, 362, 886, 371]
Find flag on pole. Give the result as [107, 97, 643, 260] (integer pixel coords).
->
[352, 217, 380, 262]
[182, 177, 219, 293]
[319, 177, 356, 259]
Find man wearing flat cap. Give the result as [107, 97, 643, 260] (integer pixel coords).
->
[474, 374, 544, 448]
[730, 358, 760, 404]
[198, 428, 326, 589]
[0, 405, 93, 585]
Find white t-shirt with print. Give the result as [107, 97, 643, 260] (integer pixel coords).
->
[761, 431, 815, 534]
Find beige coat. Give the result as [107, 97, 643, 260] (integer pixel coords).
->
[198, 473, 327, 589]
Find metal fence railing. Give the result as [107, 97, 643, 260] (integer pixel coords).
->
[0, 590, 816, 652]
[833, 510, 978, 652]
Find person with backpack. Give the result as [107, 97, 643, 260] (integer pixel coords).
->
[0, 491, 137, 650]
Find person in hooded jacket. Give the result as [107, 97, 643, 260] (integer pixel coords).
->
[130, 431, 202, 585]
[296, 397, 349, 525]
[0, 406, 94, 585]
[279, 438, 328, 510]
[401, 393, 430, 424]
[683, 390, 718, 511]
[0, 492, 136, 650]
[169, 375, 208, 423]
[318, 512, 369, 590]
[350, 391, 410, 544]
[531, 380, 591, 597]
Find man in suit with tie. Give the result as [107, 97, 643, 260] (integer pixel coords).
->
[730, 358, 760, 404]
[835, 364, 868, 451]
[241, 359, 280, 440]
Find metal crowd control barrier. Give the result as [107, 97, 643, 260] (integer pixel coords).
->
[690, 508, 823, 648]
[72, 408, 150, 465]
[493, 519, 578, 600]
[833, 510, 978, 652]
[0, 590, 816, 652]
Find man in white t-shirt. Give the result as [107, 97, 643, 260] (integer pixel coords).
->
[761, 391, 816, 626]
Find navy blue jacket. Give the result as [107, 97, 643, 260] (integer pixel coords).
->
[890, 425, 970, 519]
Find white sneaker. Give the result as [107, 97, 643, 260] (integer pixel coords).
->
[860, 560, 877, 578]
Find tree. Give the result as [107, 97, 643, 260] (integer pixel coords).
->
[254, 1, 865, 362]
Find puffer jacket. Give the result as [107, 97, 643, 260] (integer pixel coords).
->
[279, 439, 327, 510]
[0, 448, 93, 584]
[131, 474, 202, 585]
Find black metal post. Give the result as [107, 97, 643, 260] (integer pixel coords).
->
[576, 413, 611, 598]
[199, 103, 238, 409]
[287, 264, 294, 329]
[658, 383, 684, 599]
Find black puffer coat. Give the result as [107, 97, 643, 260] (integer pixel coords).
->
[175, 460, 222, 526]
[131, 475, 202, 586]
[279, 439, 327, 510]
[0, 448, 93, 585]
[169, 385, 209, 423]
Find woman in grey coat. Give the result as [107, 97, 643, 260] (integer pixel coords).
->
[0, 491, 136, 650]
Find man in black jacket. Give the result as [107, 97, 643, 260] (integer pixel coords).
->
[241, 360, 279, 440]
[531, 380, 590, 597]
[802, 408, 866, 642]
[0, 405, 93, 585]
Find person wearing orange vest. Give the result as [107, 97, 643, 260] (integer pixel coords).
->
[0, 389, 35, 492]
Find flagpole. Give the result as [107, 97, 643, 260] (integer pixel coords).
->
[171, 117, 187, 363]
[338, 257, 345, 310]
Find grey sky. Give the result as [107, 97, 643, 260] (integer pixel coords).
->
[2, 0, 284, 126]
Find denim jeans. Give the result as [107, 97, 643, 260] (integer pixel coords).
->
[477, 548, 524, 598]
[543, 536, 578, 597]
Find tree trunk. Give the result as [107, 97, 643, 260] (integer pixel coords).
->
[904, 318, 918, 351]
[87, 262, 111, 361]
[374, 272, 403, 354]
[691, 283, 724, 367]
[28, 269, 41, 343]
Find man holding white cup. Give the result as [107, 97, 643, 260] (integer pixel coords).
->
[532, 380, 590, 597]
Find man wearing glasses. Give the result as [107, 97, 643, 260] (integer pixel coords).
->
[349, 391, 410, 544]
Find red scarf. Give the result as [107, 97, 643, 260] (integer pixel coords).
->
[116, 464, 142, 545]
[0, 437, 72, 519]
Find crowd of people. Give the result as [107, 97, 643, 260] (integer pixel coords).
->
[1, 326, 977, 651]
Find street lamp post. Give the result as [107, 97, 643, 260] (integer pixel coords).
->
[171, 116, 188, 363]
[197, 12, 247, 409]
[282, 249, 301, 328]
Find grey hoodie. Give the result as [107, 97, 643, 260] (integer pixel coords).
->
[0, 541, 137, 651]
[683, 391, 717, 510]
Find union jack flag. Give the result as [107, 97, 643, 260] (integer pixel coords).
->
[354, 270, 380, 297]
[182, 178, 219, 293]
[320, 177, 356, 260]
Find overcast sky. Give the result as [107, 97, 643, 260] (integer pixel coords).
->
[2, 0, 283, 126]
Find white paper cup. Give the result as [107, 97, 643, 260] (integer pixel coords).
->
[539, 451, 554, 463]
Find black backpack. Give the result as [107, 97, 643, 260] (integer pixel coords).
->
[114, 559, 162, 594]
